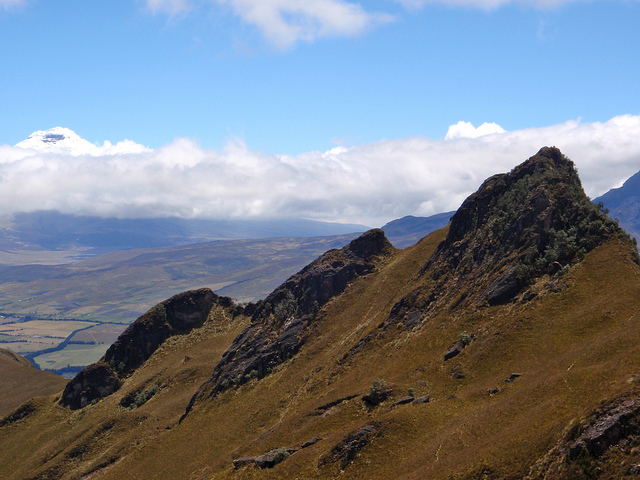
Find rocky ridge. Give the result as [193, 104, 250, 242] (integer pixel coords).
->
[183, 229, 394, 416]
[60, 288, 231, 409]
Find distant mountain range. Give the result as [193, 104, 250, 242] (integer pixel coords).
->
[594, 169, 640, 241]
[0, 210, 369, 256]
[380, 212, 454, 248]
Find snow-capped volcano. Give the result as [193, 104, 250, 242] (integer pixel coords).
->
[15, 127, 151, 156]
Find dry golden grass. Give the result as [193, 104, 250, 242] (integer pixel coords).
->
[0, 348, 68, 417]
[2, 231, 640, 480]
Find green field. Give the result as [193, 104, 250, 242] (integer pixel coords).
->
[33, 343, 110, 370]
[0, 320, 98, 354]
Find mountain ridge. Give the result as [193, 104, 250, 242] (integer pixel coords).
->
[1, 147, 640, 480]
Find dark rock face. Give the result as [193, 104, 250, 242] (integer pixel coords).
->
[483, 266, 520, 306]
[0, 400, 36, 428]
[59, 363, 120, 410]
[61, 289, 221, 409]
[184, 230, 393, 416]
[104, 288, 216, 374]
[322, 423, 379, 470]
[568, 399, 640, 460]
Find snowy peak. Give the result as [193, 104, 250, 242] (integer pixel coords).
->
[16, 127, 100, 155]
[15, 127, 151, 156]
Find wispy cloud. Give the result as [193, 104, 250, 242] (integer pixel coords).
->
[0, 0, 24, 9]
[145, 0, 192, 15]
[394, 0, 622, 9]
[145, 0, 394, 48]
[2, 115, 640, 226]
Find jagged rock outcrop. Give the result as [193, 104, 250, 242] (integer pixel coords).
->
[382, 147, 627, 328]
[567, 399, 640, 459]
[184, 229, 394, 415]
[60, 289, 224, 409]
[526, 396, 640, 479]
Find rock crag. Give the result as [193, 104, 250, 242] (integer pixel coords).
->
[60, 288, 225, 409]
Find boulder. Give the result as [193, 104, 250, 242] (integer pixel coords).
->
[393, 396, 415, 406]
[412, 394, 431, 404]
[232, 448, 298, 469]
[362, 388, 393, 406]
[444, 340, 466, 361]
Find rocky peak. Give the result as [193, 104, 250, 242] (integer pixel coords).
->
[443, 146, 577, 250]
[385, 147, 629, 329]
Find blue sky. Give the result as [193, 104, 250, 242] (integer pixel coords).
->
[1, 0, 640, 226]
[1, 0, 638, 152]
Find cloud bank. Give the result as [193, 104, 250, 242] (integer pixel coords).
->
[2, 115, 640, 227]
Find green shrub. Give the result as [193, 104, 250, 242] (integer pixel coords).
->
[132, 384, 158, 408]
[272, 447, 290, 465]
[459, 331, 472, 346]
[273, 291, 297, 322]
[370, 379, 388, 395]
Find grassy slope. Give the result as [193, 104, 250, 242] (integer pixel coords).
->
[2, 229, 640, 480]
[0, 348, 68, 417]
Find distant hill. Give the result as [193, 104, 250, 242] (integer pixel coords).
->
[594, 169, 640, 240]
[0, 348, 66, 417]
[381, 212, 454, 248]
[4, 148, 640, 480]
[0, 210, 367, 256]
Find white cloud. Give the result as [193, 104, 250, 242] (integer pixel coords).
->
[145, 0, 393, 48]
[2, 115, 640, 227]
[445, 121, 506, 140]
[221, 0, 394, 48]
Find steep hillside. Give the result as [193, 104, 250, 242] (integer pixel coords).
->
[0, 348, 67, 417]
[2, 147, 640, 480]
